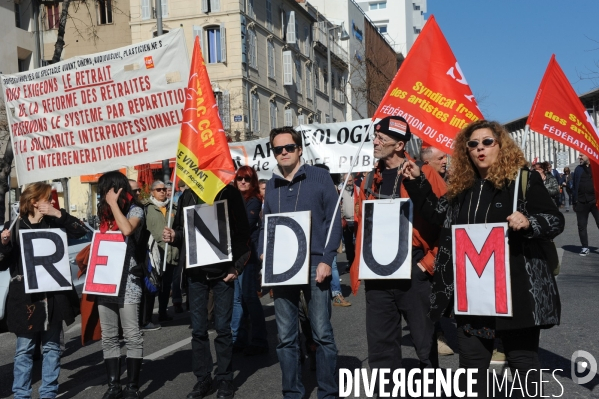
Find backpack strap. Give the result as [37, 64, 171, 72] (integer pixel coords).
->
[521, 169, 529, 200]
[362, 167, 397, 200]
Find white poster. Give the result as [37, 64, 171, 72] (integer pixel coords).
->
[452, 223, 512, 317]
[359, 199, 413, 279]
[20, 229, 72, 293]
[1, 29, 189, 185]
[262, 211, 311, 286]
[184, 200, 232, 268]
[82, 231, 127, 296]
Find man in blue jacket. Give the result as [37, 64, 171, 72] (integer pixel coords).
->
[571, 153, 599, 256]
[259, 126, 342, 399]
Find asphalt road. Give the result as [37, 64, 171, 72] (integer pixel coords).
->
[1, 208, 598, 398]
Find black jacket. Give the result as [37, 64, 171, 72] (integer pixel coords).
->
[0, 210, 88, 335]
[172, 185, 251, 280]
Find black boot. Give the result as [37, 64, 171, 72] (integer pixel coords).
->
[123, 357, 143, 398]
[102, 357, 123, 399]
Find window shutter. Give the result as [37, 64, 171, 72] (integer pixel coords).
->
[286, 11, 296, 44]
[283, 51, 293, 85]
[142, 0, 150, 19]
[295, 59, 302, 94]
[201, 0, 209, 13]
[305, 65, 311, 98]
[266, 0, 272, 31]
[192, 25, 202, 40]
[285, 109, 292, 126]
[211, 0, 220, 12]
[220, 24, 226, 62]
[298, 114, 305, 125]
[161, 0, 167, 16]
[268, 41, 275, 78]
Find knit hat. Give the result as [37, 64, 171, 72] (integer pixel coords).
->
[374, 116, 412, 142]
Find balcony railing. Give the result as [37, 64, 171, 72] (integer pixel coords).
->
[313, 23, 348, 65]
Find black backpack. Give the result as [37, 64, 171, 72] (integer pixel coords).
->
[130, 205, 163, 293]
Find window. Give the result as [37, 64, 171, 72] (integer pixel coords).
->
[325, 114, 330, 123]
[283, 51, 293, 85]
[314, 64, 320, 91]
[413, 3, 421, 10]
[202, 0, 220, 13]
[298, 114, 305, 125]
[248, 28, 257, 68]
[304, 26, 311, 56]
[295, 59, 302, 95]
[267, 40, 275, 78]
[338, 76, 345, 103]
[251, 92, 260, 133]
[206, 25, 227, 64]
[161, 0, 168, 17]
[284, 109, 293, 127]
[47, 4, 60, 29]
[217, 91, 230, 130]
[370, 1, 387, 10]
[305, 64, 312, 99]
[266, 0, 272, 31]
[286, 11, 296, 44]
[97, 0, 113, 25]
[142, 0, 150, 20]
[378, 25, 388, 34]
[270, 101, 277, 130]
[413, 27, 421, 34]
[14, 3, 20, 28]
[247, 0, 254, 18]
[323, 69, 328, 95]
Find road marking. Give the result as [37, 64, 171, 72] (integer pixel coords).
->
[143, 330, 215, 361]
[66, 323, 81, 334]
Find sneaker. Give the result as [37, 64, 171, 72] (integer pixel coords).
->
[332, 294, 351, 307]
[243, 345, 269, 356]
[437, 334, 454, 356]
[141, 322, 161, 331]
[186, 377, 213, 399]
[490, 349, 507, 364]
[580, 248, 590, 256]
[216, 379, 235, 399]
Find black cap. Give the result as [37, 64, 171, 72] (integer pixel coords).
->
[374, 116, 412, 142]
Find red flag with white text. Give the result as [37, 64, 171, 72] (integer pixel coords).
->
[372, 15, 484, 153]
[527, 55, 599, 203]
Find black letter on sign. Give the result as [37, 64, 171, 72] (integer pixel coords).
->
[186, 202, 229, 265]
[22, 231, 70, 290]
[362, 201, 410, 276]
[265, 216, 307, 284]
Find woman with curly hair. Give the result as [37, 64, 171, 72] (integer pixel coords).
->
[231, 166, 268, 355]
[401, 120, 564, 396]
[96, 171, 145, 399]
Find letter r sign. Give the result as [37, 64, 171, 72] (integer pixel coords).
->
[452, 223, 512, 317]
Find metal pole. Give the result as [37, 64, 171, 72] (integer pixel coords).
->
[521, 125, 530, 154]
[156, 0, 169, 181]
[327, 25, 333, 123]
[33, 0, 41, 68]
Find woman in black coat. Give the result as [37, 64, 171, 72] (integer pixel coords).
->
[402, 120, 564, 397]
[0, 182, 87, 399]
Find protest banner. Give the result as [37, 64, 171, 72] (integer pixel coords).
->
[228, 119, 375, 179]
[20, 229, 72, 293]
[371, 15, 483, 152]
[176, 36, 235, 204]
[452, 223, 512, 317]
[262, 211, 311, 286]
[359, 199, 413, 279]
[527, 54, 599, 202]
[183, 200, 232, 268]
[82, 231, 127, 296]
[1, 29, 189, 186]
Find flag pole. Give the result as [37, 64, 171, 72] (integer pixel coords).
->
[162, 178, 177, 272]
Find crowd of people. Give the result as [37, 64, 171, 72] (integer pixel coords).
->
[1, 116, 596, 399]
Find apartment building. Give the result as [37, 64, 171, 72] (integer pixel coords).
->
[0, 0, 37, 76]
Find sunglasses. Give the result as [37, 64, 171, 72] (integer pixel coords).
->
[273, 144, 299, 155]
[236, 176, 251, 182]
[467, 138, 497, 149]
[153, 188, 167, 192]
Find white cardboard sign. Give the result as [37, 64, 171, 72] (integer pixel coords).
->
[262, 211, 311, 286]
[359, 199, 413, 279]
[184, 200, 232, 268]
[82, 231, 127, 296]
[452, 223, 512, 317]
[20, 228, 72, 293]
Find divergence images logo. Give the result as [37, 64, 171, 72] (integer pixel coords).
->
[571, 350, 597, 385]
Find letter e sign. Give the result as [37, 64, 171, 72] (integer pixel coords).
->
[82, 231, 127, 296]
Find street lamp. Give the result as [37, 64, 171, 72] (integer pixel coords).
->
[327, 22, 350, 123]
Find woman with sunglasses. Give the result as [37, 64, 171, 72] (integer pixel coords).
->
[231, 166, 269, 355]
[401, 120, 563, 396]
[96, 171, 145, 399]
[0, 182, 87, 399]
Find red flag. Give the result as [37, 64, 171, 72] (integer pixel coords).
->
[176, 36, 235, 204]
[372, 15, 483, 152]
[527, 55, 599, 202]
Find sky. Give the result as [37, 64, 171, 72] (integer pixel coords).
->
[425, 1, 599, 123]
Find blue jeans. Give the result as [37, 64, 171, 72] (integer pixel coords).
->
[273, 265, 338, 399]
[188, 274, 234, 382]
[330, 256, 341, 297]
[231, 261, 268, 348]
[13, 326, 62, 399]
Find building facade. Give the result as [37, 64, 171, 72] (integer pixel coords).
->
[1, 0, 37, 76]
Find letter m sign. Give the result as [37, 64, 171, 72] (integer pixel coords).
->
[452, 223, 512, 317]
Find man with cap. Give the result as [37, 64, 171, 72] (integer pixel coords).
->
[350, 116, 446, 377]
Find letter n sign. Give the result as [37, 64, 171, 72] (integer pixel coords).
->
[262, 211, 311, 286]
[20, 229, 72, 293]
[452, 223, 512, 317]
[184, 200, 232, 268]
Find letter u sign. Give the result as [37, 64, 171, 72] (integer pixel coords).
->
[452, 223, 512, 317]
